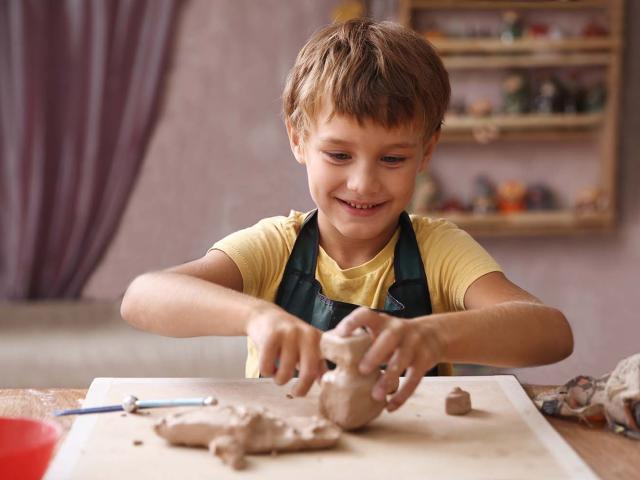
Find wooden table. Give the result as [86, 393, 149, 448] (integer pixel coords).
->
[1, 386, 638, 479]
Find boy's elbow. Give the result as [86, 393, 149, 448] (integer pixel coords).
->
[120, 274, 151, 329]
[553, 308, 574, 361]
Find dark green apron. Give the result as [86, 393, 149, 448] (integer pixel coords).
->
[274, 209, 439, 376]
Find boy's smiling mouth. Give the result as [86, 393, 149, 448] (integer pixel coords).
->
[336, 198, 386, 215]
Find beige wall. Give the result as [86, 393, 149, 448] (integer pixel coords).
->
[84, 0, 640, 384]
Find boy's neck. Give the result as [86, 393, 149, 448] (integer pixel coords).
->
[316, 213, 399, 270]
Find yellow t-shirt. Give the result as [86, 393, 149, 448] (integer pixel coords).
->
[211, 211, 502, 378]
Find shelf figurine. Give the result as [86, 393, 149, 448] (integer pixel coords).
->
[585, 82, 607, 112]
[503, 72, 530, 114]
[471, 175, 497, 214]
[500, 10, 523, 43]
[526, 184, 555, 211]
[574, 187, 608, 213]
[497, 181, 526, 214]
[468, 98, 493, 118]
[412, 173, 440, 215]
[533, 76, 566, 114]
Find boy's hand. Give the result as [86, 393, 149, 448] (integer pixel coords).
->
[334, 307, 443, 412]
[246, 306, 325, 397]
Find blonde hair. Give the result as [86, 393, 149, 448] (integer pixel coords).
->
[283, 18, 450, 139]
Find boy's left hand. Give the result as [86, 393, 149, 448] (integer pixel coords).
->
[334, 307, 443, 412]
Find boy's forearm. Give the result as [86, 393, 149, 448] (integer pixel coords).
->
[419, 301, 573, 368]
[121, 271, 275, 337]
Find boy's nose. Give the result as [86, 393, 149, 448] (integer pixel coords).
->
[346, 164, 381, 196]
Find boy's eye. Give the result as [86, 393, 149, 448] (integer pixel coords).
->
[325, 152, 350, 161]
[381, 156, 406, 165]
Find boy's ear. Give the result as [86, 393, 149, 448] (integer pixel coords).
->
[418, 129, 441, 173]
[286, 119, 305, 165]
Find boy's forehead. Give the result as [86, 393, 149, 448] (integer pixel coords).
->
[309, 101, 423, 141]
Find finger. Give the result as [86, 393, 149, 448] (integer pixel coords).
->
[259, 333, 281, 377]
[274, 338, 298, 385]
[359, 327, 404, 375]
[372, 347, 414, 401]
[293, 340, 322, 397]
[334, 307, 385, 337]
[387, 364, 429, 412]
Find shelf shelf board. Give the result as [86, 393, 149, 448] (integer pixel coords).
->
[411, 1, 611, 10]
[443, 52, 611, 69]
[431, 210, 613, 236]
[430, 37, 619, 54]
[440, 130, 596, 143]
[443, 113, 603, 132]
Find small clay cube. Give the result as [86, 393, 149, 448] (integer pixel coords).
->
[445, 387, 472, 415]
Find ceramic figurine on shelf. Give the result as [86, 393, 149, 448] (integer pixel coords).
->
[563, 72, 587, 113]
[526, 184, 555, 211]
[585, 82, 607, 112]
[471, 175, 497, 214]
[497, 181, 527, 214]
[448, 98, 467, 115]
[500, 10, 524, 43]
[534, 76, 566, 114]
[582, 19, 608, 37]
[503, 72, 530, 114]
[412, 173, 440, 215]
[527, 23, 549, 38]
[439, 197, 467, 213]
[468, 98, 493, 117]
[574, 187, 608, 213]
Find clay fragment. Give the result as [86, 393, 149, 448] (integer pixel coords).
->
[445, 387, 472, 415]
[209, 435, 246, 470]
[319, 329, 386, 430]
[154, 404, 341, 470]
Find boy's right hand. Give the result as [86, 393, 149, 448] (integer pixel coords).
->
[246, 306, 325, 397]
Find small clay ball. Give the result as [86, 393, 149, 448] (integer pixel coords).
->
[445, 387, 472, 415]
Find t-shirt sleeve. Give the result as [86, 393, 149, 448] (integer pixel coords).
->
[414, 217, 503, 312]
[208, 215, 298, 299]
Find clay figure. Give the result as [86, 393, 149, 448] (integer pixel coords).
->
[497, 180, 527, 213]
[503, 72, 530, 114]
[446, 387, 472, 415]
[500, 10, 524, 43]
[471, 175, 497, 214]
[155, 404, 341, 470]
[319, 329, 386, 430]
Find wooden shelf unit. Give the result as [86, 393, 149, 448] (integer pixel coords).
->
[435, 211, 613, 236]
[399, 0, 624, 236]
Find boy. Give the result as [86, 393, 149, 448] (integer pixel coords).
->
[121, 18, 573, 413]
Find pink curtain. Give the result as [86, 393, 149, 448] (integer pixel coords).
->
[0, 0, 178, 299]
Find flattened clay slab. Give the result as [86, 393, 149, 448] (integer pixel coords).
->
[154, 404, 341, 469]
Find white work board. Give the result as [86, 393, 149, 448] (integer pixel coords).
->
[46, 376, 597, 479]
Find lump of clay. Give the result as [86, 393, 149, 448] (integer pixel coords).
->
[319, 329, 386, 430]
[445, 387, 472, 415]
[154, 404, 341, 470]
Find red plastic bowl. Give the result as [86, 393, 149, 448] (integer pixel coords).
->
[0, 417, 62, 480]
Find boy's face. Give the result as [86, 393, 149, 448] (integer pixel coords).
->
[287, 102, 439, 247]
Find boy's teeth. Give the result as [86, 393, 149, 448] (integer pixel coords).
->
[348, 201, 375, 209]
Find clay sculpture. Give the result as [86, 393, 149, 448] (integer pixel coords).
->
[154, 404, 341, 469]
[445, 387, 472, 415]
[319, 329, 386, 430]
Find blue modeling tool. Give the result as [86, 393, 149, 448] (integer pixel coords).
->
[53, 394, 217, 416]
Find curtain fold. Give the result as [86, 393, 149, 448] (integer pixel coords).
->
[0, 0, 178, 299]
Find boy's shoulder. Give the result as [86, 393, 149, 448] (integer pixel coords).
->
[409, 214, 463, 239]
[408, 213, 482, 253]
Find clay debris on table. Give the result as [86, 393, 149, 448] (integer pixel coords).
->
[154, 404, 341, 469]
[445, 387, 472, 415]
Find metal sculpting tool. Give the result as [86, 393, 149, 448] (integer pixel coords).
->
[53, 394, 217, 416]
